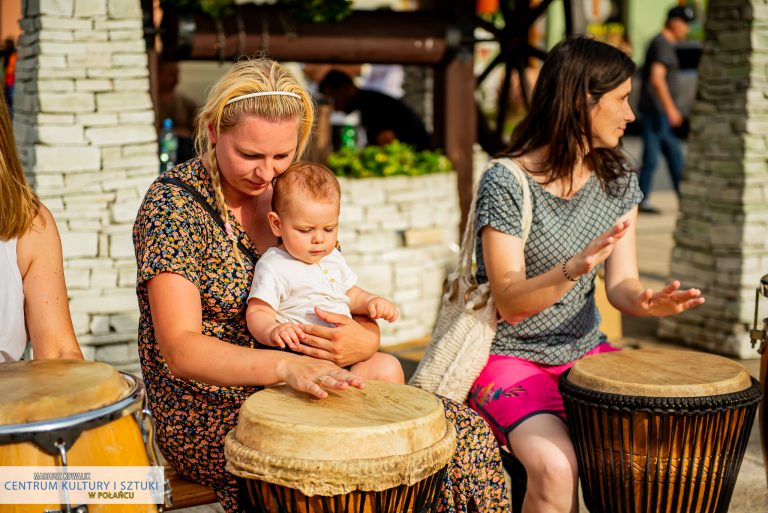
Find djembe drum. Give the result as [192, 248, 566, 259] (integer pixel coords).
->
[0, 360, 161, 513]
[560, 349, 760, 513]
[225, 381, 456, 513]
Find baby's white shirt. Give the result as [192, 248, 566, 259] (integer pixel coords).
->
[248, 247, 358, 327]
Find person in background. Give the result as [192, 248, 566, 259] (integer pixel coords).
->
[467, 37, 704, 513]
[157, 59, 198, 164]
[319, 69, 431, 150]
[0, 94, 83, 362]
[637, 5, 695, 214]
[134, 57, 509, 512]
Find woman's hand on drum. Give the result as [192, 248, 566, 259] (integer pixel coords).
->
[277, 355, 364, 399]
[567, 220, 631, 278]
[295, 307, 379, 368]
[635, 280, 705, 317]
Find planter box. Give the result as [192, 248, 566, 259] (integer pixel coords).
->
[338, 172, 460, 347]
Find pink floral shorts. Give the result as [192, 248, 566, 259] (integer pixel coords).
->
[467, 343, 619, 447]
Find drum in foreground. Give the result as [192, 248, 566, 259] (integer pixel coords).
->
[225, 381, 456, 513]
[0, 359, 159, 513]
[560, 348, 760, 513]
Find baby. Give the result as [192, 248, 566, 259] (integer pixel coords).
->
[246, 161, 404, 383]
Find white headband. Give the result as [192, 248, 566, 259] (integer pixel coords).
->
[226, 91, 301, 105]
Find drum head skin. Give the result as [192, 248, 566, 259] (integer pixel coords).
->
[567, 348, 752, 397]
[0, 359, 129, 424]
[235, 380, 446, 460]
[225, 381, 457, 496]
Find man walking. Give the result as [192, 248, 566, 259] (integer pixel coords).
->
[638, 5, 695, 213]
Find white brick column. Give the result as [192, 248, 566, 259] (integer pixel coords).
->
[338, 173, 460, 346]
[14, 0, 156, 371]
[658, 0, 768, 358]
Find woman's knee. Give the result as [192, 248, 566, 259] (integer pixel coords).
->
[525, 446, 578, 487]
[507, 418, 578, 487]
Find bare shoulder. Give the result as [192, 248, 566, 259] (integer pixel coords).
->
[16, 203, 63, 276]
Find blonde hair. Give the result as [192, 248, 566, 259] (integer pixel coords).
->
[272, 161, 340, 215]
[194, 58, 315, 265]
[0, 95, 39, 240]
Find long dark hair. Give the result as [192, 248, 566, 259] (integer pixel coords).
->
[504, 37, 636, 193]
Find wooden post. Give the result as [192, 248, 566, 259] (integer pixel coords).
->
[434, 46, 476, 233]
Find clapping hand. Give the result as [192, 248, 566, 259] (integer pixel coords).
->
[635, 280, 705, 317]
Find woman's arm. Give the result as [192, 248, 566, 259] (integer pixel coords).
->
[17, 204, 83, 360]
[296, 307, 380, 367]
[147, 272, 361, 397]
[605, 207, 704, 316]
[483, 219, 631, 324]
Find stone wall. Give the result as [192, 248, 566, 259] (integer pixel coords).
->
[338, 173, 460, 346]
[659, 0, 768, 358]
[14, 0, 156, 372]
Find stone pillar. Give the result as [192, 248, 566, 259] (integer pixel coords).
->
[658, 0, 768, 358]
[14, 0, 157, 372]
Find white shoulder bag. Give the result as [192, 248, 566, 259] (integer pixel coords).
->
[409, 158, 532, 403]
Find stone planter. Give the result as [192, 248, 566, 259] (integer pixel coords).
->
[337, 172, 460, 347]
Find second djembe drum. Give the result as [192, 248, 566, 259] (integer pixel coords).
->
[224, 381, 456, 513]
[560, 349, 760, 513]
[0, 359, 160, 513]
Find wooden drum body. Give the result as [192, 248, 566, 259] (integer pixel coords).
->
[560, 349, 760, 513]
[0, 360, 159, 513]
[225, 381, 457, 513]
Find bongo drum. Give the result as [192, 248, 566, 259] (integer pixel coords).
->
[0, 360, 161, 513]
[559, 349, 760, 513]
[225, 381, 456, 513]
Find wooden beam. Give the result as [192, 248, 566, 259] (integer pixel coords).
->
[160, 6, 460, 64]
[434, 47, 476, 233]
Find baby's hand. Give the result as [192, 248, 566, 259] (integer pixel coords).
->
[368, 297, 398, 322]
[270, 323, 306, 350]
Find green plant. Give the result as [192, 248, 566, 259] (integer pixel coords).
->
[327, 142, 453, 179]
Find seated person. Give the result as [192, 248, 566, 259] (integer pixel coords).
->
[319, 69, 431, 150]
[0, 94, 83, 361]
[246, 162, 403, 383]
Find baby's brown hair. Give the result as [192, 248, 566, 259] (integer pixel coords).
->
[271, 161, 341, 214]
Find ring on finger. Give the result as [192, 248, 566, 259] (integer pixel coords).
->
[314, 375, 327, 386]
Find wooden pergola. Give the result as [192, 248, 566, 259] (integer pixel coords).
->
[144, 1, 585, 223]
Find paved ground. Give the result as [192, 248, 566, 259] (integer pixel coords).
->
[174, 137, 768, 512]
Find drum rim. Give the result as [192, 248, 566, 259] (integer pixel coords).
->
[0, 371, 145, 452]
[559, 371, 761, 414]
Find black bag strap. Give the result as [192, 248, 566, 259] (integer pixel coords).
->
[158, 176, 259, 265]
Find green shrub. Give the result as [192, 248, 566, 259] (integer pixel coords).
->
[327, 142, 453, 179]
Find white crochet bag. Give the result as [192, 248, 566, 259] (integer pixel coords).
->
[409, 158, 532, 403]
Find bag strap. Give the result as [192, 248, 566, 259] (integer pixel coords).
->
[157, 176, 259, 265]
[491, 157, 533, 243]
[455, 157, 533, 286]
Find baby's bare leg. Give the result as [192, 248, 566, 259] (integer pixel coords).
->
[350, 352, 404, 384]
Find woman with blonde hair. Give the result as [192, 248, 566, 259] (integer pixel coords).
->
[0, 94, 83, 361]
[134, 57, 509, 511]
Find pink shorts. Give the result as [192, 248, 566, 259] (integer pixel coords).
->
[467, 343, 619, 447]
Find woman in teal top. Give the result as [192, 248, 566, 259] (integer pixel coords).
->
[468, 37, 705, 513]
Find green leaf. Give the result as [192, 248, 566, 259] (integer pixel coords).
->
[326, 143, 453, 179]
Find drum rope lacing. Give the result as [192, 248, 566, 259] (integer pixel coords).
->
[558, 375, 762, 415]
